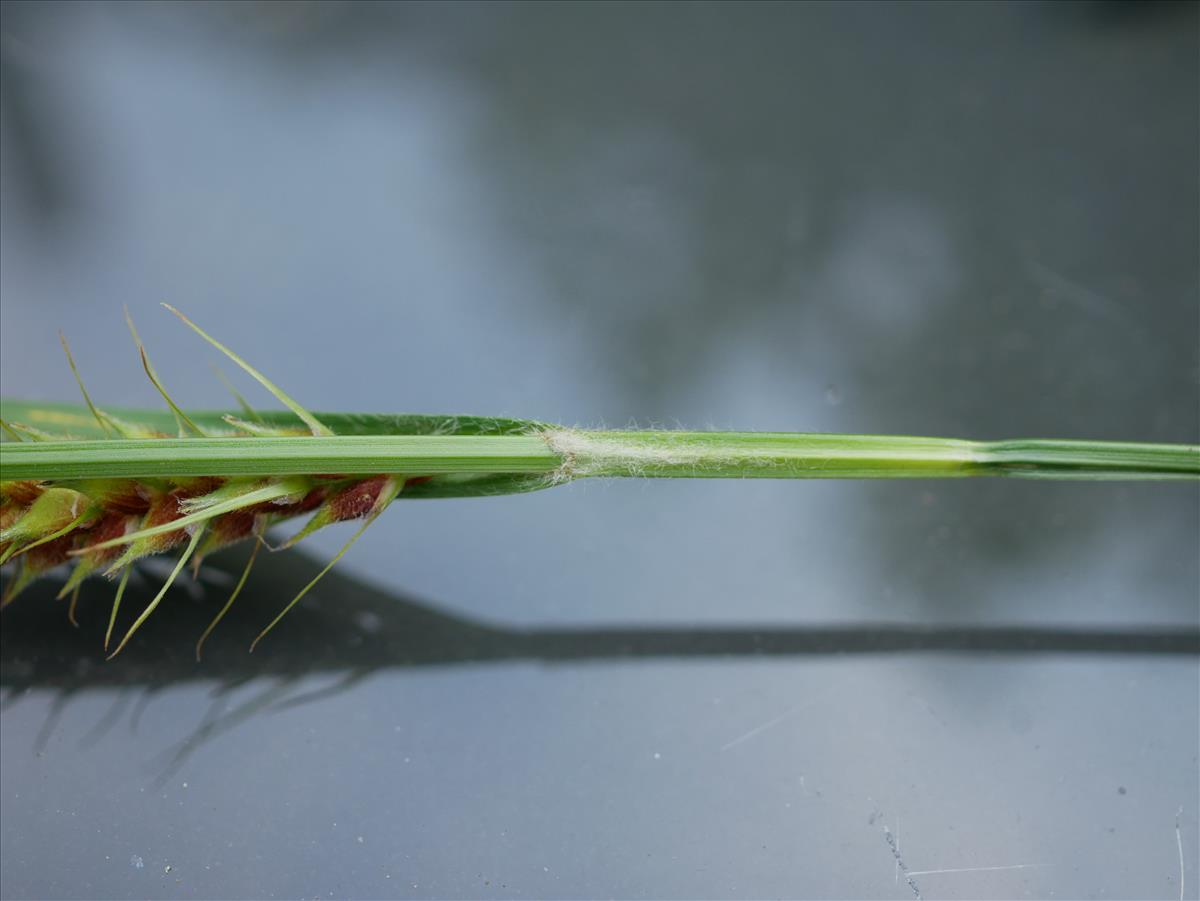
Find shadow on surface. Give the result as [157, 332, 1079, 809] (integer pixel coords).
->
[3, 544, 1196, 696]
[2, 545, 1197, 787]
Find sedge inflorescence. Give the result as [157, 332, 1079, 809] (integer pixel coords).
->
[0, 307, 410, 659]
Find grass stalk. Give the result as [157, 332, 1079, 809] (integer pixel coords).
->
[1, 306, 1195, 657]
[2, 422, 1196, 483]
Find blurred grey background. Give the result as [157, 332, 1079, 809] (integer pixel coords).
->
[1, 2, 1197, 899]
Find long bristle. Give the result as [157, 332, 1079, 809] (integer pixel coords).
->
[162, 304, 334, 437]
[59, 332, 112, 437]
[249, 477, 401, 652]
[104, 568, 132, 653]
[195, 536, 261, 661]
[107, 524, 207, 659]
[125, 307, 209, 438]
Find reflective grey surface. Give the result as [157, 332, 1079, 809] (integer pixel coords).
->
[2, 2, 1197, 898]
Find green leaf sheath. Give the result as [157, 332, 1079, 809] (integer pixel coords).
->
[0, 400, 545, 438]
[2, 400, 1196, 485]
[551, 430, 1200, 480]
[0, 436, 559, 480]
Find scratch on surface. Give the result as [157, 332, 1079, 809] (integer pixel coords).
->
[882, 823, 922, 900]
[1023, 257, 1132, 326]
[907, 864, 1037, 877]
[719, 704, 807, 752]
[894, 816, 900, 884]
[1177, 807, 1185, 901]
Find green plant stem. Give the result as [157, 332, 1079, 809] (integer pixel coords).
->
[0, 436, 559, 480]
[2, 429, 1196, 483]
[555, 430, 1200, 480]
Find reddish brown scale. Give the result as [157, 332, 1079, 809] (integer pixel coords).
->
[174, 477, 225, 497]
[75, 512, 137, 565]
[2, 481, 44, 506]
[24, 533, 75, 575]
[137, 485, 215, 552]
[99, 482, 152, 516]
[208, 510, 257, 547]
[255, 486, 327, 518]
[0, 505, 25, 559]
[329, 476, 390, 522]
[141, 495, 189, 551]
[0, 504, 23, 532]
[405, 475, 433, 488]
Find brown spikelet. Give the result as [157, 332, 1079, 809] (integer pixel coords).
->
[139, 492, 194, 554]
[77, 512, 138, 566]
[329, 476, 392, 522]
[256, 486, 327, 518]
[136, 480, 225, 551]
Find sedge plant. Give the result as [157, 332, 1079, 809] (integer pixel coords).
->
[0, 305, 1197, 660]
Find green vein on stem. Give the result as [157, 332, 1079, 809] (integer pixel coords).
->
[2, 424, 1196, 484]
[0, 436, 562, 481]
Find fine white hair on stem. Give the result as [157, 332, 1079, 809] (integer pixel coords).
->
[539, 427, 783, 482]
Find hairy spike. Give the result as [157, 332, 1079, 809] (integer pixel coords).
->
[250, 477, 401, 651]
[195, 536, 261, 661]
[162, 304, 334, 437]
[107, 525, 206, 659]
[104, 567, 131, 653]
[124, 307, 208, 437]
[59, 332, 112, 437]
